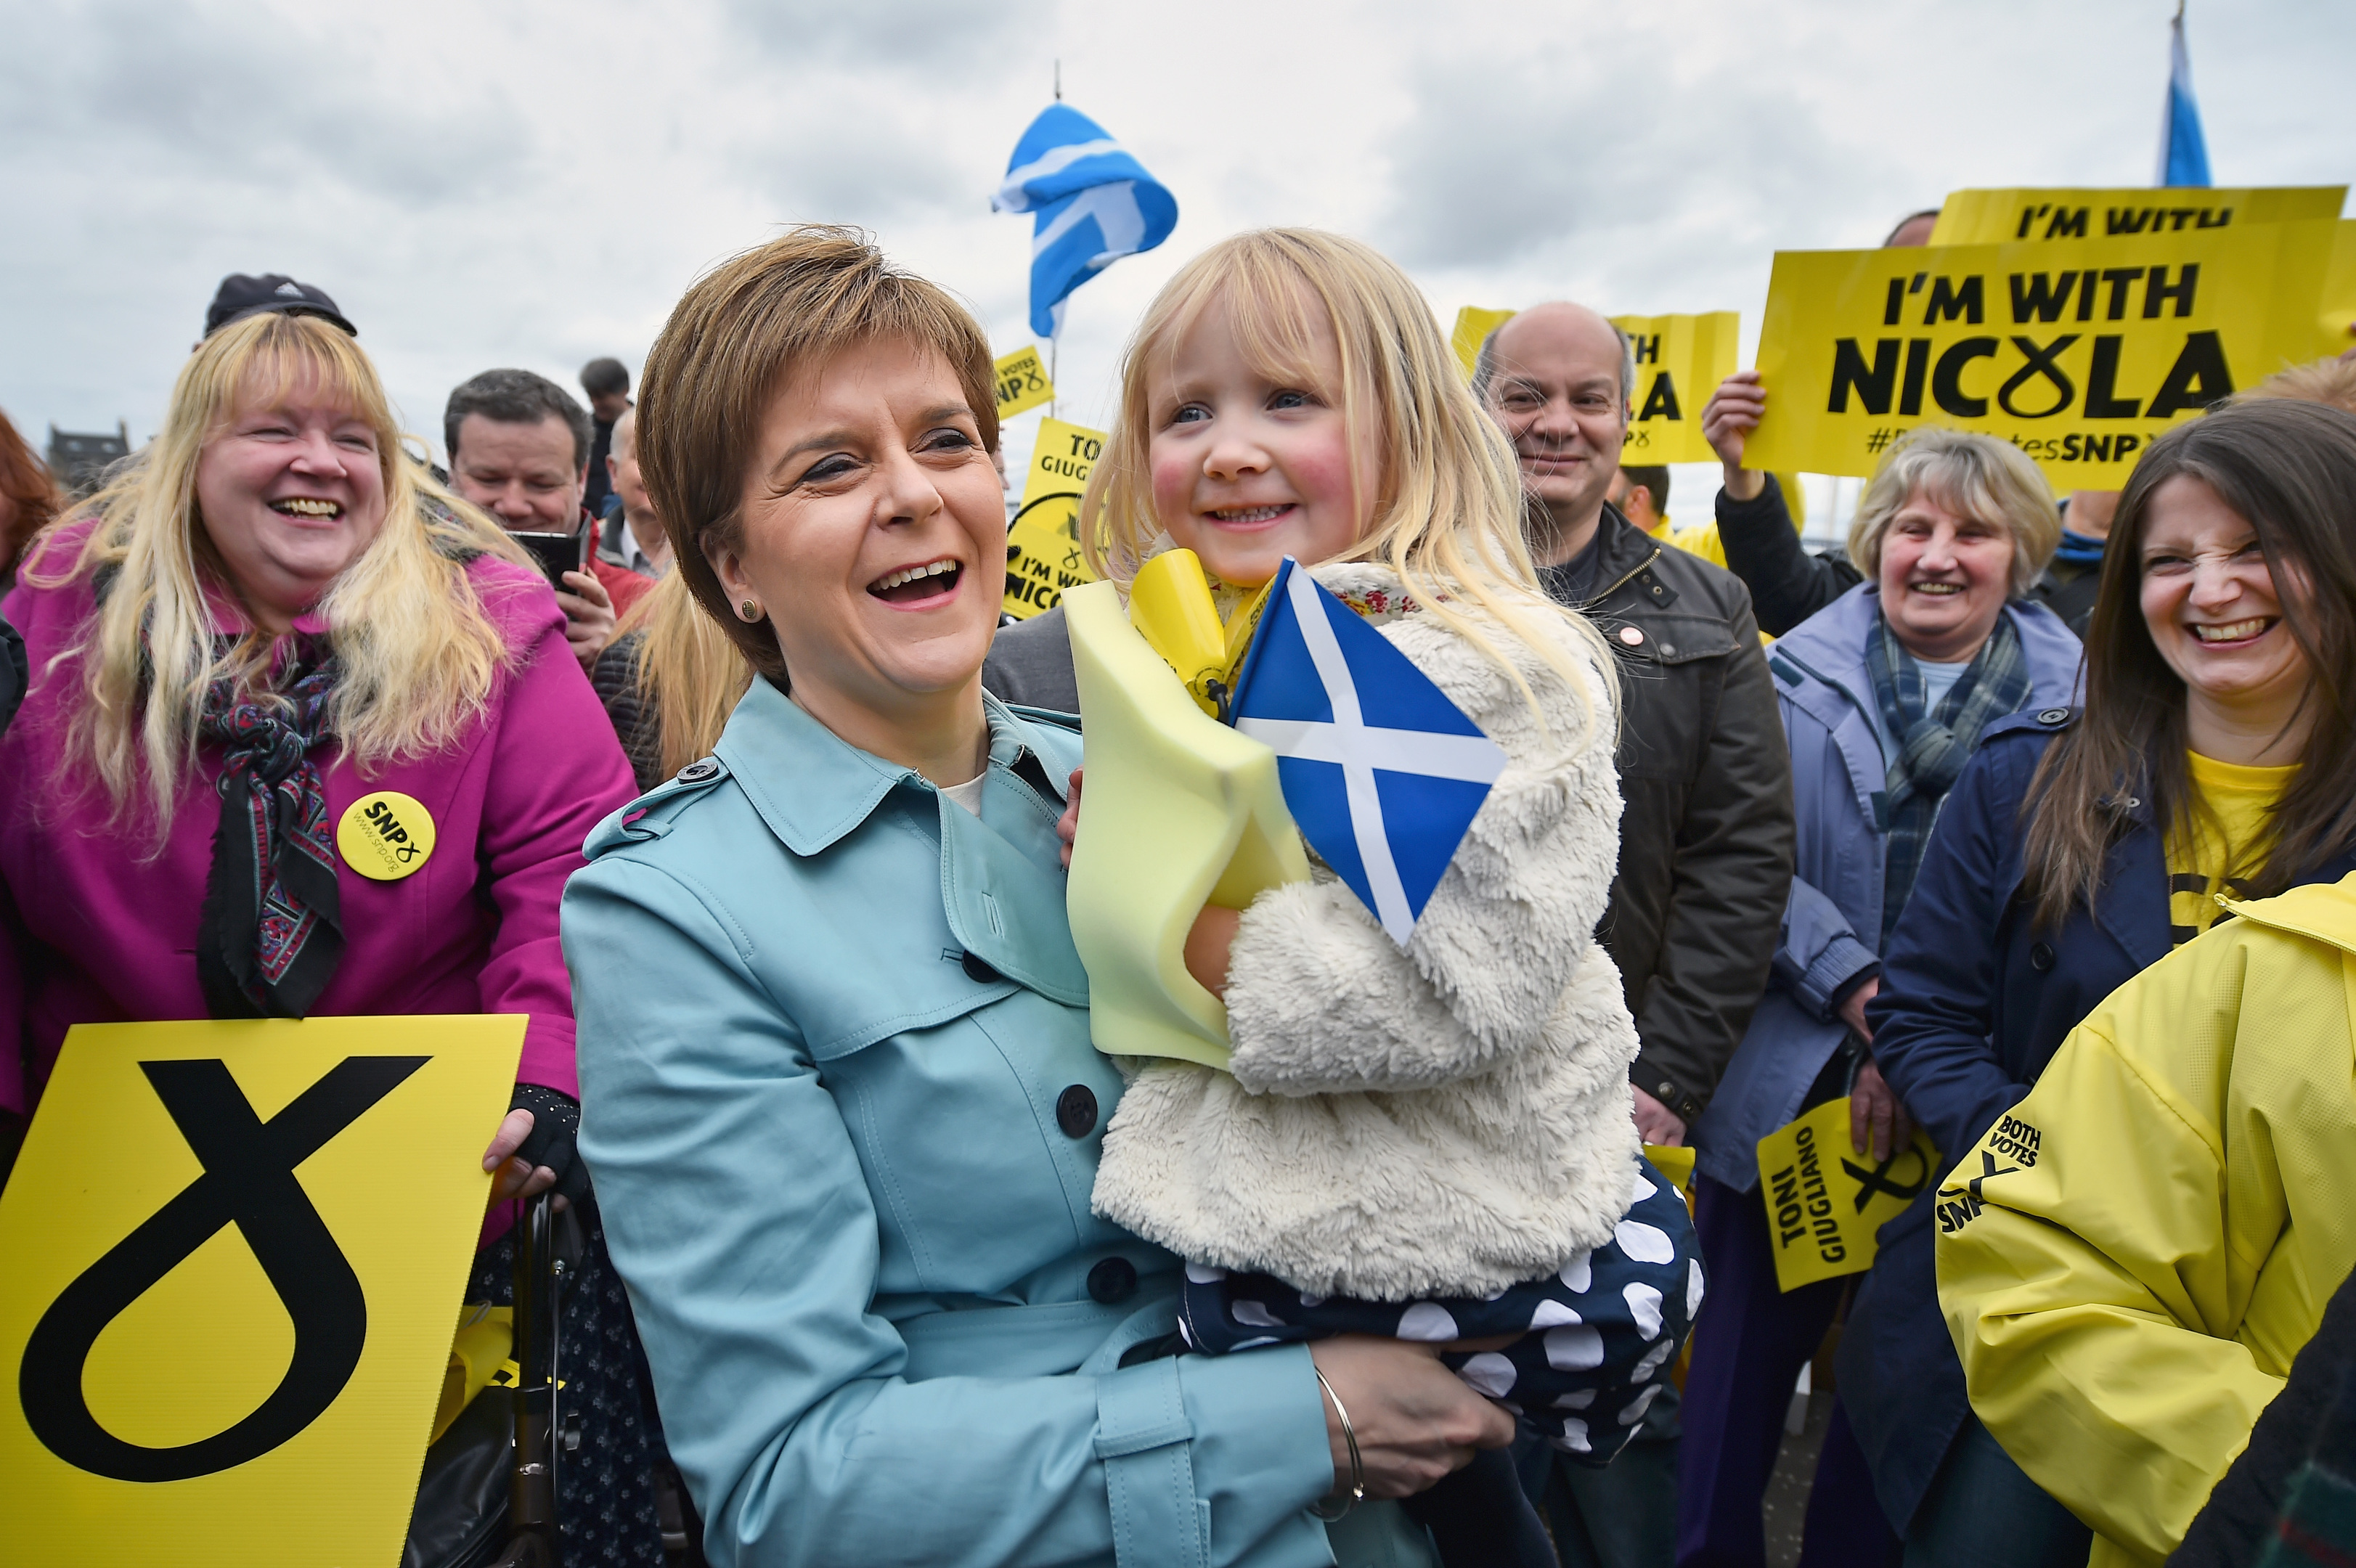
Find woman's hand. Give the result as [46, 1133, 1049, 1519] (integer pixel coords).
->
[1848, 1058, 1915, 1164]
[483, 1108, 562, 1210]
[1701, 372, 1768, 502]
[558, 568, 618, 670]
[1054, 767, 1083, 867]
[1308, 1336, 1517, 1500]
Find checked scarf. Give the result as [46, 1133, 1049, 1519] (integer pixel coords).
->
[194, 646, 346, 1018]
[1867, 609, 2029, 947]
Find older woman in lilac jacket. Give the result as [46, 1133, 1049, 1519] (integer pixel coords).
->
[0, 311, 658, 1563]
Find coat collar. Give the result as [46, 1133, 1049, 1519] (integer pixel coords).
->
[715, 677, 1072, 858]
[2225, 868, 2356, 953]
[714, 679, 1088, 1003]
[1771, 586, 2088, 827]
[1583, 505, 1670, 607]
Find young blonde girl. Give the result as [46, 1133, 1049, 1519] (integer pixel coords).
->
[1061, 229, 1701, 1564]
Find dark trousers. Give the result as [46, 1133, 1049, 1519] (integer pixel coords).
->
[1676, 1173, 1900, 1568]
[1901, 1416, 2090, 1568]
[1519, 1385, 1684, 1568]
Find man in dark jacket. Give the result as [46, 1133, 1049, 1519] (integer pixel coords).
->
[1480, 303, 1794, 1143]
[1480, 302, 1794, 1568]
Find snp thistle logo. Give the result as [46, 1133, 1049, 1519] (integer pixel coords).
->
[1934, 1115, 2041, 1236]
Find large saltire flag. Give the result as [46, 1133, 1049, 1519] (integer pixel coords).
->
[1227, 560, 1507, 946]
[991, 103, 1178, 338]
[2159, 3, 2211, 187]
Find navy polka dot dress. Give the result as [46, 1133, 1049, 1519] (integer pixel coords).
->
[1180, 1156, 1702, 1463]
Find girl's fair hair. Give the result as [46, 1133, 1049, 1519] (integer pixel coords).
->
[619, 568, 752, 779]
[28, 310, 533, 833]
[635, 225, 1000, 685]
[1844, 425, 2061, 596]
[1083, 227, 1613, 736]
[2021, 399, 2356, 926]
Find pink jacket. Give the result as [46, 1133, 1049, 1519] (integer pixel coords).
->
[0, 524, 638, 1119]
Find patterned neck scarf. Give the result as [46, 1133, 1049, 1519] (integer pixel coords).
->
[1866, 608, 2030, 947]
[194, 645, 345, 1018]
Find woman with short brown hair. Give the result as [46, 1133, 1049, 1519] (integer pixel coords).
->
[565, 226, 1509, 1568]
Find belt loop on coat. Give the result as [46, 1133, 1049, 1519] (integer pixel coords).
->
[1095, 1355, 1209, 1568]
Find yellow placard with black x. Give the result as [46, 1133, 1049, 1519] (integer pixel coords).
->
[1003, 416, 1106, 622]
[1754, 1096, 1941, 1294]
[0, 1016, 522, 1567]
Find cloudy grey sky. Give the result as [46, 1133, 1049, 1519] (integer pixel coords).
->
[4, 0, 2349, 491]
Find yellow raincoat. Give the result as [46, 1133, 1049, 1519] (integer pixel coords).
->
[1934, 872, 2356, 1568]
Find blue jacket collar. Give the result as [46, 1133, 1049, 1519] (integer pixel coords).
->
[1773, 587, 2085, 745]
[716, 679, 1073, 858]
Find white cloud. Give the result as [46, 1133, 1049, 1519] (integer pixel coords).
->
[0, 0, 2348, 478]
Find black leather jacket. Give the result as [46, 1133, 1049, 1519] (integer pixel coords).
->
[1544, 506, 1795, 1124]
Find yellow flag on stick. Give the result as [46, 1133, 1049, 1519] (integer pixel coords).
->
[0, 1016, 523, 1568]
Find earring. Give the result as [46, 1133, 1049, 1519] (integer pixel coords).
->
[738, 599, 761, 622]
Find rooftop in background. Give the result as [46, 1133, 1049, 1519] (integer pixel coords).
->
[47, 422, 129, 497]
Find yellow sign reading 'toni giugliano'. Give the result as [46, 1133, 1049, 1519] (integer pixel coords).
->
[1003, 416, 1104, 622]
[1755, 1096, 1941, 1294]
[0, 1016, 522, 1567]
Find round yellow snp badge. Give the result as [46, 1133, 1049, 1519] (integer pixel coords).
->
[337, 791, 436, 881]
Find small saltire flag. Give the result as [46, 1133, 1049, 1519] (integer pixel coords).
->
[2159, 3, 2211, 187]
[1228, 560, 1507, 946]
[991, 103, 1178, 339]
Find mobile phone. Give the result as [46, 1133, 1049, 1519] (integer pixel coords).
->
[513, 527, 588, 592]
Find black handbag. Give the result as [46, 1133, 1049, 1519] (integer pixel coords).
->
[402, 1194, 566, 1568]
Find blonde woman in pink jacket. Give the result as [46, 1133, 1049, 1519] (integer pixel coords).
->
[0, 310, 663, 1563]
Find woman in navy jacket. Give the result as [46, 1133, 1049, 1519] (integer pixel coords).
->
[1852, 399, 2356, 1568]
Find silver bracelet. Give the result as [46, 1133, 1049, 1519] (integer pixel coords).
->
[1309, 1366, 1364, 1522]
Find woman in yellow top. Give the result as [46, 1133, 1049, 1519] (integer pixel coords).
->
[1854, 394, 2356, 1568]
[1925, 395, 2356, 1568]
[1935, 873, 2356, 1568]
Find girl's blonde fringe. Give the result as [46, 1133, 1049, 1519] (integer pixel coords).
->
[620, 569, 751, 779]
[1080, 227, 1618, 753]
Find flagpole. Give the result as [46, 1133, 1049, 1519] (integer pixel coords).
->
[1052, 63, 1063, 421]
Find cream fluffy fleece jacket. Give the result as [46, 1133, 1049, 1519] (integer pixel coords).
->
[1091, 561, 1641, 1302]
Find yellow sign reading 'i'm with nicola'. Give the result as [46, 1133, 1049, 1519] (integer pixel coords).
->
[0, 1016, 522, 1567]
[1745, 219, 2337, 488]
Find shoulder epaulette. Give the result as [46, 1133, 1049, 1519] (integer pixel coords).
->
[582, 755, 731, 859]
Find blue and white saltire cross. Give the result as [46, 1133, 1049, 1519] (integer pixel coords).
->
[2158, 3, 2211, 188]
[990, 103, 1178, 338]
[1228, 560, 1508, 947]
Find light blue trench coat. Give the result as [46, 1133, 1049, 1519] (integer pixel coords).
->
[563, 679, 1434, 1568]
